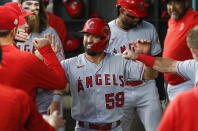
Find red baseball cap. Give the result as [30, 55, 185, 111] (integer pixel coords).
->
[5, 2, 33, 26]
[0, 6, 19, 30]
[117, 0, 147, 18]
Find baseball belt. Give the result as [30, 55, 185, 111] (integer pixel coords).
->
[78, 120, 121, 130]
[126, 80, 143, 86]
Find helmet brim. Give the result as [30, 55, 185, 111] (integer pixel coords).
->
[126, 9, 147, 18]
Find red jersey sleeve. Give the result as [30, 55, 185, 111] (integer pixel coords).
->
[29, 44, 67, 90]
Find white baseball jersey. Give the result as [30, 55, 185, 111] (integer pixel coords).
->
[107, 19, 163, 131]
[16, 26, 65, 61]
[176, 60, 198, 86]
[106, 19, 161, 56]
[106, 19, 161, 86]
[61, 53, 144, 123]
[16, 26, 65, 113]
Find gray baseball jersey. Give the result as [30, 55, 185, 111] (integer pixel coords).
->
[176, 60, 197, 86]
[61, 53, 144, 123]
[107, 19, 162, 131]
[16, 26, 65, 113]
[106, 19, 161, 56]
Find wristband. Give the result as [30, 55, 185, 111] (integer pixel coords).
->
[137, 54, 156, 67]
[53, 95, 62, 102]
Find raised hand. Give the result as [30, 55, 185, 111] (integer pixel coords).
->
[44, 34, 59, 54]
[47, 101, 60, 115]
[131, 40, 151, 55]
[122, 49, 138, 60]
[14, 27, 29, 42]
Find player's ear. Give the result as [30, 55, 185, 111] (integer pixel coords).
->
[119, 7, 125, 15]
[11, 27, 17, 36]
[191, 48, 198, 58]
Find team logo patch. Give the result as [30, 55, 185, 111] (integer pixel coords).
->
[77, 65, 85, 68]
[111, 37, 117, 41]
[179, 23, 184, 31]
[86, 21, 95, 29]
[14, 19, 18, 25]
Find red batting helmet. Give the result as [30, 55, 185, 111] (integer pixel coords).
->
[116, 0, 147, 17]
[64, 36, 81, 52]
[81, 18, 110, 53]
[66, 0, 84, 18]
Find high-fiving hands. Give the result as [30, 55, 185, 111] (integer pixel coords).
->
[131, 40, 151, 54]
[122, 40, 151, 60]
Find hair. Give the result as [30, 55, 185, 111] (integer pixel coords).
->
[0, 30, 12, 37]
[187, 26, 198, 49]
[117, 6, 121, 17]
[19, 0, 48, 33]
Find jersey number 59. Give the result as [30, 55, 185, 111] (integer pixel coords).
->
[105, 92, 124, 109]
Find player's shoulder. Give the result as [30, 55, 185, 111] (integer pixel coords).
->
[141, 20, 155, 30]
[45, 26, 55, 32]
[108, 19, 116, 25]
[108, 19, 116, 28]
[41, 26, 57, 34]
[106, 52, 124, 61]
[47, 12, 64, 23]
[61, 53, 84, 66]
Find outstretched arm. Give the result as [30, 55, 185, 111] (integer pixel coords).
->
[123, 49, 177, 74]
[125, 40, 158, 80]
[123, 49, 158, 80]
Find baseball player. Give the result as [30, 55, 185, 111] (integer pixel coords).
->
[14, 0, 65, 115]
[0, 5, 65, 131]
[127, 25, 198, 91]
[61, 18, 157, 131]
[157, 87, 198, 131]
[0, 3, 66, 102]
[162, 0, 198, 101]
[0, 84, 65, 131]
[105, 0, 162, 131]
[43, 0, 68, 49]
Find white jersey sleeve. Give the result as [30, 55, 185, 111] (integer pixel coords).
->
[124, 60, 144, 81]
[149, 24, 162, 56]
[176, 60, 197, 84]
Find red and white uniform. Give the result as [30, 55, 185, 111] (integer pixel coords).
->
[106, 19, 162, 131]
[163, 8, 198, 100]
[0, 84, 54, 131]
[157, 87, 198, 131]
[61, 53, 144, 131]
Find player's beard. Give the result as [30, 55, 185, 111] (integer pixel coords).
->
[122, 18, 142, 30]
[85, 49, 97, 56]
[27, 15, 40, 33]
[170, 9, 186, 20]
[84, 42, 100, 56]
